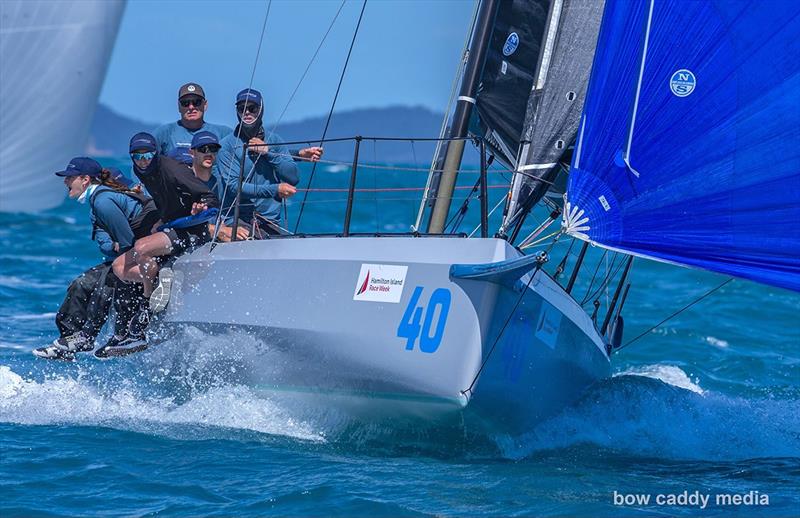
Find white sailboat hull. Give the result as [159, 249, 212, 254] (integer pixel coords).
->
[154, 237, 611, 432]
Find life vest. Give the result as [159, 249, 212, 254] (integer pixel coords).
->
[89, 186, 159, 242]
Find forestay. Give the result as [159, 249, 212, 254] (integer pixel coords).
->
[566, 0, 800, 292]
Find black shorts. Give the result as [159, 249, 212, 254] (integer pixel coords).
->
[164, 227, 209, 256]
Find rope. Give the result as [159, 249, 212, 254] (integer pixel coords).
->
[212, 0, 273, 243]
[295, 184, 509, 193]
[461, 233, 562, 396]
[266, 0, 346, 140]
[294, 0, 368, 232]
[468, 194, 506, 237]
[615, 278, 734, 352]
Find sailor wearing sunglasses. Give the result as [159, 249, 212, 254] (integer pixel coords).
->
[216, 88, 300, 234]
[112, 132, 220, 339]
[151, 82, 233, 155]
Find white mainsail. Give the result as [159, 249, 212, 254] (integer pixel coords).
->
[0, 0, 125, 213]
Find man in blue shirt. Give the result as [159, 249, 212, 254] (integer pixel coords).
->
[216, 88, 299, 234]
[152, 83, 233, 155]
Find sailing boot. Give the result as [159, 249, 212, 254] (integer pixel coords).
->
[32, 331, 92, 360]
[94, 333, 148, 360]
[128, 300, 152, 339]
[149, 267, 173, 313]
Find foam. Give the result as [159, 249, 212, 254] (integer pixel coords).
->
[617, 363, 704, 394]
[496, 365, 800, 461]
[0, 365, 324, 443]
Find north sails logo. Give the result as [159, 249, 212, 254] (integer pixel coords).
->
[356, 270, 370, 295]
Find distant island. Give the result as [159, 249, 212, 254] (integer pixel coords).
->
[88, 104, 479, 165]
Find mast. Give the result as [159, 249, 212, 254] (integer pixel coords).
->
[426, 0, 500, 234]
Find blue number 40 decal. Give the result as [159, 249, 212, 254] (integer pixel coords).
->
[397, 286, 451, 353]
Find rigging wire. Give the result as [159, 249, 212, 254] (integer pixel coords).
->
[414, 0, 481, 231]
[579, 250, 608, 305]
[615, 278, 735, 352]
[212, 0, 273, 243]
[461, 232, 563, 396]
[582, 254, 624, 308]
[266, 0, 347, 139]
[294, 0, 368, 233]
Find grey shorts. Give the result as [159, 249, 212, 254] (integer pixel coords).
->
[164, 227, 209, 256]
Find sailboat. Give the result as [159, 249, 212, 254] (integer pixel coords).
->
[0, 0, 125, 213]
[151, 0, 800, 433]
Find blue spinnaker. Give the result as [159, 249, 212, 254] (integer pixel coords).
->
[566, 0, 800, 292]
[157, 208, 219, 232]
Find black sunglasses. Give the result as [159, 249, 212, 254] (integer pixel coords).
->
[236, 103, 260, 115]
[196, 144, 220, 154]
[180, 97, 205, 108]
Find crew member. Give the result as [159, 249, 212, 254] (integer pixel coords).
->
[33, 157, 159, 360]
[113, 132, 220, 336]
[152, 83, 232, 155]
[216, 88, 299, 235]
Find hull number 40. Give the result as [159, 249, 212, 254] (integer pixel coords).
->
[396, 287, 451, 353]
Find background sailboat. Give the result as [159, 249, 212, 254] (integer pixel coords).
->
[0, 0, 125, 213]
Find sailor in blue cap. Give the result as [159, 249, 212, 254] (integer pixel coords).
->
[216, 88, 300, 235]
[34, 157, 159, 360]
[151, 82, 233, 155]
[113, 132, 220, 340]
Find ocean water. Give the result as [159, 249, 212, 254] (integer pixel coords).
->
[1, 159, 799, 517]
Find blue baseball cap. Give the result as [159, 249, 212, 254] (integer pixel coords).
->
[107, 167, 136, 188]
[190, 131, 221, 150]
[129, 132, 157, 153]
[236, 88, 262, 106]
[54, 157, 102, 177]
[167, 146, 193, 165]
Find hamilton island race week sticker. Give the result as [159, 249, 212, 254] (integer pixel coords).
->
[353, 264, 408, 303]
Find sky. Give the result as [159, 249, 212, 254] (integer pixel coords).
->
[100, 0, 475, 127]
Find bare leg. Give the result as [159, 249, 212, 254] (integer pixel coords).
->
[134, 232, 172, 296]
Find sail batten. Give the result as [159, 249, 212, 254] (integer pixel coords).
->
[566, 0, 800, 292]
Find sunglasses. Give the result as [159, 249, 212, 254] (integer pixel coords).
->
[236, 103, 260, 115]
[131, 151, 156, 161]
[196, 145, 220, 154]
[180, 97, 205, 108]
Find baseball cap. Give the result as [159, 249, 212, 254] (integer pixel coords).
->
[54, 157, 102, 177]
[190, 131, 221, 150]
[167, 147, 193, 165]
[107, 167, 136, 188]
[129, 132, 158, 153]
[235, 88, 262, 106]
[179, 83, 205, 99]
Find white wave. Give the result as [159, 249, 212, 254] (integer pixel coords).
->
[616, 364, 704, 394]
[6, 312, 57, 321]
[705, 336, 730, 348]
[0, 365, 324, 443]
[324, 164, 349, 173]
[0, 275, 62, 290]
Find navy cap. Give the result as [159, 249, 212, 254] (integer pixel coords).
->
[129, 132, 157, 153]
[54, 157, 102, 177]
[167, 146, 194, 165]
[107, 167, 136, 188]
[236, 88, 262, 106]
[190, 131, 221, 150]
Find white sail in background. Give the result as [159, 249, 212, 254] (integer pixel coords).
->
[0, 0, 125, 213]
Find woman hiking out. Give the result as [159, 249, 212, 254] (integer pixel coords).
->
[34, 157, 160, 360]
